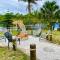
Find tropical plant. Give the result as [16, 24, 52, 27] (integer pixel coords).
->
[55, 10, 60, 22]
[20, 0, 38, 13]
[40, 1, 59, 30]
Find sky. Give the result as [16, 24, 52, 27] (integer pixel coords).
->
[0, 0, 60, 14]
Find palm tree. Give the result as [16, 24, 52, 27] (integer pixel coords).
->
[19, 0, 38, 13]
[55, 10, 60, 22]
[40, 1, 59, 30]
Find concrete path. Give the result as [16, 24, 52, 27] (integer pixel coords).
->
[17, 36, 60, 60]
[0, 36, 60, 60]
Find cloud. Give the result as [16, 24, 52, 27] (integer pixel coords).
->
[0, 0, 60, 14]
[0, 0, 28, 14]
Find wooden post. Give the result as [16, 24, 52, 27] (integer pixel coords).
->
[12, 39, 16, 51]
[8, 41, 9, 49]
[18, 38, 20, 45]
[30, 44, 36, 60]
[49, 34, 52, 41]
[46, 35, 48, 40]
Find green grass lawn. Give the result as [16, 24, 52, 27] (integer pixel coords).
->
[43, 30, 60, 45]
[52, 31, 60, 44]
[0, 47, 29, 60]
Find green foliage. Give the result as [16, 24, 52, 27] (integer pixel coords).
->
[0, 1, 60, 27]
[10, 29, 18, 36]
[40, 1, 59, 22]
[2, 12, 14, 29]
[13, 13, 24, 20]
[39, 1, 60, 30]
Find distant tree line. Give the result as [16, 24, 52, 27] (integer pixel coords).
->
[0, 1, 60, 30]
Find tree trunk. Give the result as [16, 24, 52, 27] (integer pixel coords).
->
[28, 2, 31, 13]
